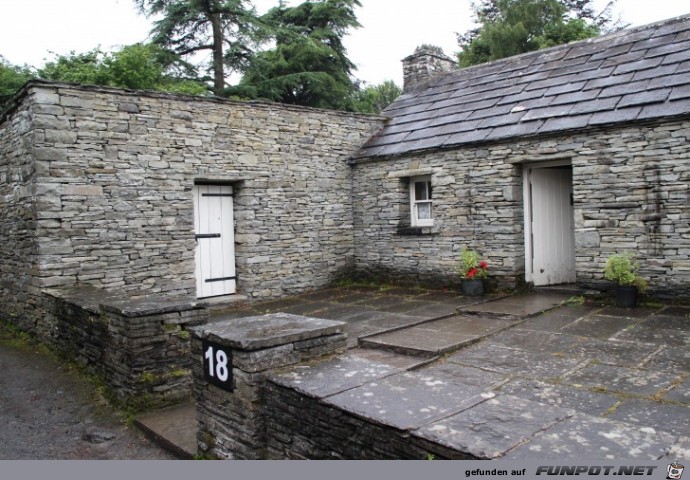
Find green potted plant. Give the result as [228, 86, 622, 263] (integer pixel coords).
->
[458, 247, 488, 296]
[603, 252, 648, 308]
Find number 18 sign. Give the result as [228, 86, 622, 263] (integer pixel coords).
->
[202, 340, 234, 392]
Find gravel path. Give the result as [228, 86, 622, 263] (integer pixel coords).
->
[0, 335, 177, 460]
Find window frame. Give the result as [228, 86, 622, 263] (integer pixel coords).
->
[409, 175, 433, 227]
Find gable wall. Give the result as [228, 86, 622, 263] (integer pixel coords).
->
[353, 119, 690, 296]
[1, 83, 383, 336]
[0, 92, 42, 333]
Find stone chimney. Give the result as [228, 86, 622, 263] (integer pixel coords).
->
[402, 45, 456, 93]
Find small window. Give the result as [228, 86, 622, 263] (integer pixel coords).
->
[410, 176, 433, 227]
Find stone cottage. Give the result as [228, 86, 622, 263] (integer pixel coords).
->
[1, 14, 689, 400]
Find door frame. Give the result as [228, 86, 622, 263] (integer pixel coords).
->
[193, 182, 237, 299]
[522, 159, 575, 285]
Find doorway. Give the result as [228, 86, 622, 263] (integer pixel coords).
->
[193, 184, 237, 298]
[523, 162, 576, 286]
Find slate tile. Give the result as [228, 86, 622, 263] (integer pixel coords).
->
[564, 337, 658, 367]
[496, 379, 619, 416]
[589, 43, 633, 61]
[520, 104, 574, 121]
[448, 343, 584, 380]
[583, 72, 634, 91]
[614, 320, 690, 346]
[644, 346, 690, 374]
[325, 371, 488, 430]
[662, 49, 690, 65]
[607, 399, 690, 438]
[663, 378, 690, 404]
[599, 79, 650, 98]
[569, 96, 622, 115]
[618, 88, 672, 108]
[645, 39, 690, 58]
[632, 63, 680, 81]
[507, 413, 676, 460]
[649, 73, 690, 89]
[268, 354, 408, 398]
[539, 114, 593, 134]
[630, 33, 678, 52]
[561, 314, 639, 339]
[414, 395, 572, 459]
[562, 363, 677, 396]
[589, 107, 642, 126]
[551, 88, 600, 106]
[489, 328, 580, 354]
[484, 121, 544, 142]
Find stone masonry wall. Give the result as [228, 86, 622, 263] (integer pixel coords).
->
[0, 92, 44, 334]
[0, 82, 383, 336]
[43, 286, 208, 406]
[352, 149, 525, 291]
[352, 120, 690, 296]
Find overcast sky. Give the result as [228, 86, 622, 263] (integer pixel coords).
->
[1, 0, 689, 86]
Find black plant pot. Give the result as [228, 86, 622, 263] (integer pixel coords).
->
[462, 279, 484, 296]
[615, 285, 638, 308]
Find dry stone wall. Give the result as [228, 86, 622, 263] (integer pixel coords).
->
[0, 82, 383, 338]
[352, 120, 690, 296]
[0, 94, 44, 334]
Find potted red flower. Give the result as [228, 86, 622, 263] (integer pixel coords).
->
[459, 247, 488, 296]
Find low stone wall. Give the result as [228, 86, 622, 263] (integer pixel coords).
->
[44, 287, 208, 407]
[191, 313, 348, 460]
[262, 381, 467, 459]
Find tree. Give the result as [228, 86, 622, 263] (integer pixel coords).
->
[134, 0, 264, 95]
[458, 0, 618, 67]
[350, 80, 402, 114]
[0, 57, 35, 100]
[235, 0, 361, 110]
[38, 44, 207, 94]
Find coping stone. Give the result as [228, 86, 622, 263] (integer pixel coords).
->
[192, 313, 345, 351]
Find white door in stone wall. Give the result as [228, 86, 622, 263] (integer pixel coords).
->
[193, 184, 236, 298]
[524, 165, 576, 286]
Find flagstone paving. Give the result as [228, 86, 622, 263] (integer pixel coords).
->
[136, 286, 690, 460]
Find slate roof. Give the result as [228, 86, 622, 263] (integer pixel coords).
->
[356, 14, 690, 160]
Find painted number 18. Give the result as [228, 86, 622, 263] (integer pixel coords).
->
[204, 345, 229, 381]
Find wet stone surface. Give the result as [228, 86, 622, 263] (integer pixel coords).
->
[325, 370, 490, 430]
[644, 346, 690, 374]
[496, 379, 620, 417]
[507, 413, 676, 460]
[415, 395, 572, 459]
[562, 363, 678, 397]
[268, 353, 409, 398]
[606, 399, 690, 437]
[561, 314, 641, 340]
[448, 343, 586, 381]
[663, 377, 690, 403]
[563, 337, 660, 368]
[490, 328, 580, 354]
[198, 313, 345, 350]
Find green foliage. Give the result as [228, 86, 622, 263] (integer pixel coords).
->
[458, 0, 618, 67]
[350, 80, 402, 114]
[37, 44, 207, 94]
[236, 0, 362, 110]
[134, 0, 265, 95]
[458, 247, 489, 280]
[0, 56, 36, 99]
[603, 252, 648, 292]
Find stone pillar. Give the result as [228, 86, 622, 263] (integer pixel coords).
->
[191, 313, 347, 459]
[402, 45, 456, 93]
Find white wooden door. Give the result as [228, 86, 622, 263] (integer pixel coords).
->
[526, 166, 576, 286]
[193, 184, 236, 298]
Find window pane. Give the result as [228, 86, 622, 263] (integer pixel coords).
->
[414, 181, 428, 201]
[417, 202, 431, 220]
